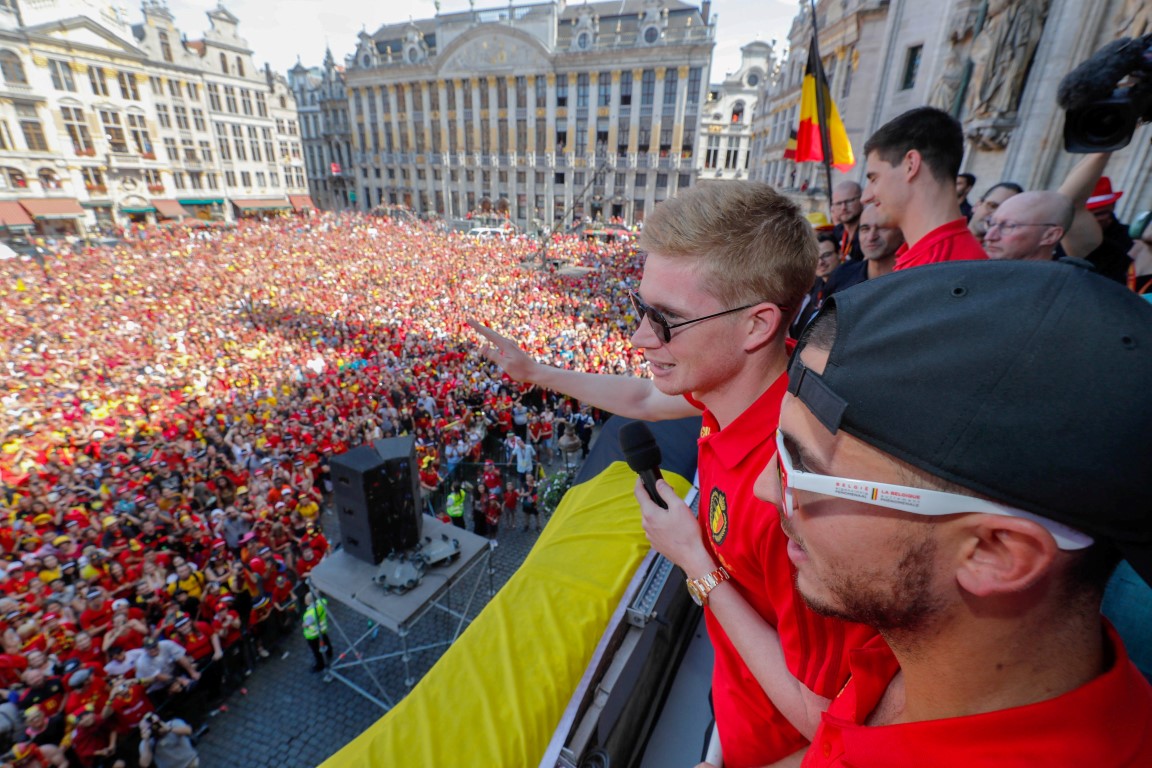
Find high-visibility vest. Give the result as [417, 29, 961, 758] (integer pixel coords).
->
[302, 597, 329, 640]
[446, 490, 466, 518]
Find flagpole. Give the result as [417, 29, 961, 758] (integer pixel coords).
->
[808, 0, 835, 211]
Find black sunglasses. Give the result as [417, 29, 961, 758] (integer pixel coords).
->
[628, 290, 778, 343]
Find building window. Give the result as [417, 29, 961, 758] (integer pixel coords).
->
[81, 166, 105, 190]
[168, 79, 182, 98]
[182, 138, 196, 161]
[163, 137, 178, 160]
[0, 50, 26, 84]
[174, 105, 189, 130]
[88, 66, 109, 96]
[199, 140, 213, 163]
[127, 113, 152, 155]
[16, 104, 47, 151]
[731, 101, 745, 124]
[219, 53, 228, 74]
[149, 76, 162, 95]
[159, 31, 173, 62]
[576, 73, 589, 108]
[191, 108, 206, 132]
[240, 89, 253, 116]
[256, 92, 267, 117]
[535, 75, 546, 106]
[724, 136, 739, 169]
[556, 74, 568, 108]
[597, 72, 611, 107]
[640, 69, 655, 107]
[620, 70, 632, 107]
[240, 170, 251, 187]
[207, 83, 221, 111]
[49, 59, 75, 91]
[156, 104, 171, 128]
[224, 87, 237, 113]
[144, 169, 162, 187]
[173, 172, 186, 190]
[187, 82, 199, 100]
[248, 125, 261, 160]
[117, 71, 140, 100]
[232, 124, 246, 160]
[705, 135, 720, 169]
[62, 106, 94, 153]
[0, 121, 12, 152]
[215, 123, 231, 160]
[901, 45, 922, 91]
[236, 57, 245, 78]
[687, 67, 702, 105]
[663, 68, 678, 111]
[225, 170, 236, 186]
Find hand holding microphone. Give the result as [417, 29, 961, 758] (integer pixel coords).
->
[619, 421, 668, 509]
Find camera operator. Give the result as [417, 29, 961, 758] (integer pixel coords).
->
[138, 713, 198, 768]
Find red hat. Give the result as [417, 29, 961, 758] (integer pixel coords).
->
[1086, 177, 1123, 210]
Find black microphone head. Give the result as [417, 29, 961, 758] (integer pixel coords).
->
[619, 420, 662, 473]
[1057, 37, 1144, 111]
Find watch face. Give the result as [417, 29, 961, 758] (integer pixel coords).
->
[686, 579, 704, 606]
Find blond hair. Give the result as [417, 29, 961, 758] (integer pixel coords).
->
[638, 180, 817, 309]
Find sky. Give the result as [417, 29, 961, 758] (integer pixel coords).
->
[164, 0, 799, 80]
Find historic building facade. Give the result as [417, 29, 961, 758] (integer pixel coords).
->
[288, 49, 353, 211]
[750, 0, 1151, 220]
[0, 0, 309, 236]
[697, 40, 773, 182]
[341, 0, 715, 230]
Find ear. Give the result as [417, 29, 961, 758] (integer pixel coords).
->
[904, 149, 922, 181]
[1038, 226, 1065, 247]
[743, 302, 788, 352]
[955, 515, 1059, 597]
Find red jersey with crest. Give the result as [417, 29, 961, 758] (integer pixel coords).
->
[686, 373, 876, 768]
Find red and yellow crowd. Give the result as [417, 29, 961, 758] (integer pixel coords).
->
[0, 213, 643, 766]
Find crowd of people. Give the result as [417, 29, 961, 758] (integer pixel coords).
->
[0, 215, 647, 766]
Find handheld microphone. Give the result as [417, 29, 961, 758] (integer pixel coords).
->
[619, 421, 668, 509]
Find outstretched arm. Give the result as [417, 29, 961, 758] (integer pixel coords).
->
[468, 320, 697, 422]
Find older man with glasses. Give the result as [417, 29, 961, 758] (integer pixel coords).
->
[982, 190, 1074, 261]
[471, 180, 875, 768]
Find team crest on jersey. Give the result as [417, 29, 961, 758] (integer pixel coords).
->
[700, 425, 711, 438]
[709, 488, 729, 545]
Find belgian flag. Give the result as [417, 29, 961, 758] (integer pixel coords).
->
[794, 34, 855, 171]
[782, 128, 798, 161]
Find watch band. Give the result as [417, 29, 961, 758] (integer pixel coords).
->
[686, 566, 730, 606]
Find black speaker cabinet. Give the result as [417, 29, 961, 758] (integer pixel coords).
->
[330, 436, 422, 564]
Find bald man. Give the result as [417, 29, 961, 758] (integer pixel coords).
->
[831, 181, 864, 261]
[983, 191, 1074, 262]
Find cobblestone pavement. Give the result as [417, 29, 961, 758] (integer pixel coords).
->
[195, 457, 584, 768]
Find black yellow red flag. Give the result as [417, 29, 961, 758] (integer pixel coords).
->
[794, 36, 855, 171]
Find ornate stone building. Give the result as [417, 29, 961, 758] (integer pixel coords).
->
[289, 49, 353, 211]
[341, 0, 715, 229]
[751, 0, 1151, 220]
[0, 0, 309, 236]
[697, 41, 773, 182]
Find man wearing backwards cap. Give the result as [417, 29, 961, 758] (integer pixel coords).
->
[755, 260, 1152, 765]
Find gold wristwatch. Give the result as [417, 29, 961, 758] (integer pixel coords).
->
[686, 566, 730, 606]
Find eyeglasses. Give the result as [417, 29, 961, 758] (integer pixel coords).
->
[774, 431, 1092, 550]
[983, 218, 1061, 234]
[628, 290, 772, 344]
[832, 197, 860, 207]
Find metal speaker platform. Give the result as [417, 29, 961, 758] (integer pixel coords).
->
[307, 516, 495, 708]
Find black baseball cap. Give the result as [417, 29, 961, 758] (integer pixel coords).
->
[790, 259, 1152, 584]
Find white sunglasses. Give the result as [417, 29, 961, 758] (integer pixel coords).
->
[775, 431, 1093, 551]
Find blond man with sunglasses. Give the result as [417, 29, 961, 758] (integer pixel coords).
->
[471, 180, 876, 768]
